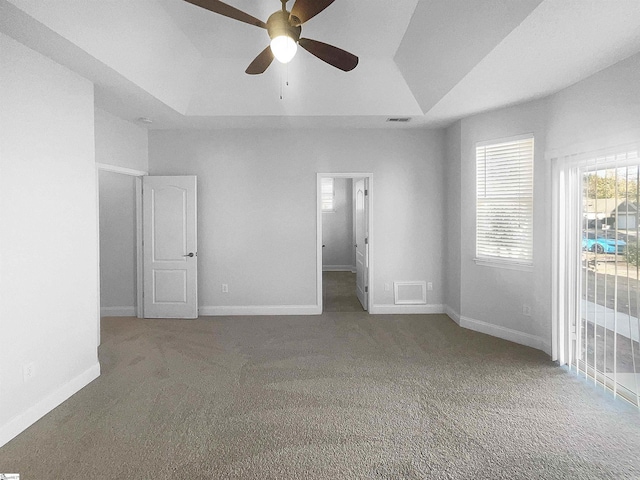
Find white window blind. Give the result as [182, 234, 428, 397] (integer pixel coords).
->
[321, 177, 334, 211]
[476, 135, 534, 265]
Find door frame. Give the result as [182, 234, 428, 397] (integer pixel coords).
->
[96, 163, 147, 324]
[316, 172, 373, 313]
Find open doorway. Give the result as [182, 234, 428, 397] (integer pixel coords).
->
[317, 173, 372, 313]
[96, 164, 145, 330]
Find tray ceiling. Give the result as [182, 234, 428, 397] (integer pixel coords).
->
[2, 0, 640, 129]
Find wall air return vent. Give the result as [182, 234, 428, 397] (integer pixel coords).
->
[394, 281, 427, 305]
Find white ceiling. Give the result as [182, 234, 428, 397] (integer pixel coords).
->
[2, 0, 640, 129]
[157, 0, 418, 59]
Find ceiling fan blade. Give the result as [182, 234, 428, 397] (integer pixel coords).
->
[289, 0, 335, 26]
[298, 38, 358, 72]
[184, 0, 266, 28]
[245, 46, 275, 75]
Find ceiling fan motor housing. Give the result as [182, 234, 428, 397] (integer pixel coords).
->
[266, 10, 301, 42]
[184, 0, 358, 74]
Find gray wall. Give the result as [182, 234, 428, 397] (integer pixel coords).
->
[94, 108, 148, 317]
[445, 50, 640, 354]
[98, 171, 137, 315]
[322, 178, 354, 270]
[459, 99, 551, 347]
[444, 121, 462, 315]
[149, 128, 445, 311]
[545, 51, 640, 155]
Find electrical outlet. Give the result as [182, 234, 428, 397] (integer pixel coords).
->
[427, 282, 433, 291]
[384, 283, 390, 292]
[222, 284, 228, 293]
[523, 304, 532, 316]
[23, 362, 35, 382]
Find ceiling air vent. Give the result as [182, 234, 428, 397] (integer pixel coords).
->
[386, 117, 411, 123]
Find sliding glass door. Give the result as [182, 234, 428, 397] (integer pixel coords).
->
[552, 146, 640, 407]
[554, 147, 640, 406]
[574, 152, 640, 405]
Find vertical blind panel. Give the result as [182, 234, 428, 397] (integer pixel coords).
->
[476, 137, 534, 264]
[574, 150, 640, 406]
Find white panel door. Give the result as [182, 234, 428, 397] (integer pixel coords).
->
[355, 178, 368, 310]
[143, 176, 197, 318]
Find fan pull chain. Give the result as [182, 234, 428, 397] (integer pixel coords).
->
[279, 64, 291, 100]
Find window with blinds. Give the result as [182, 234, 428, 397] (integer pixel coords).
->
[321, 177, 335, 212]
[476, 135, 534, 266]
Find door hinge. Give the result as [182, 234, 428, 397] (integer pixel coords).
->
[365, 286, 368, 293]
[365, 189, 368, 196]
[365, 237, 368, 245]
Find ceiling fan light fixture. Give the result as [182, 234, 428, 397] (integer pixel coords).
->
[186, 0, 358, 74]
[266, 9, 301, 64]
[270, 35, 297, 63]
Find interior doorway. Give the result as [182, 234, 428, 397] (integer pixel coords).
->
[317, 173, 372, 313]
[96, 163, 146, 331]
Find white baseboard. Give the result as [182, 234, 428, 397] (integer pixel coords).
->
[100, 306, 136, 317]
[444, 305, 461, 325]
[369, 304, 445, 315]
[459, 315, 547, 352]
[322, 265, 356, 272]
[199, 304, 322, 316]
[0, 362, 100, 448]
[444, 305, 548, 353]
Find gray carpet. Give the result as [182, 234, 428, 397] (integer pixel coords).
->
[322, 271, 365, 312]
[1, 313, 640, 479]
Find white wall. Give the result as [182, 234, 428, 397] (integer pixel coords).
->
[0, 33, 100, 447]
[149, 128, 445, 313]
[446, 51, 640, 355]
[99, 171, 137, 316]
[8, 0, 202, 113]
[322, 178, 354, 270]
[95, 108, 148, 172]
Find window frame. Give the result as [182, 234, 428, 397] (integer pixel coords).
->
[475, 133, 535, 270]
[321, 177, 335, 213]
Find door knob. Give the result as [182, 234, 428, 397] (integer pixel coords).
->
[183, 252, 194, 257]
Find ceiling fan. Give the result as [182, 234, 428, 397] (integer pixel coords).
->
[184, 0, 359, 74]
